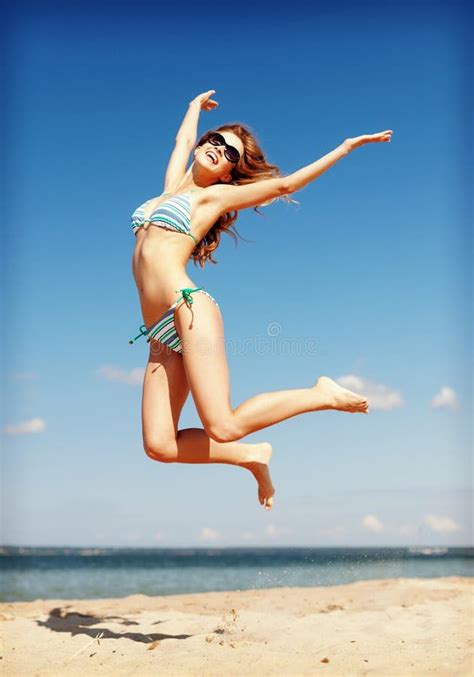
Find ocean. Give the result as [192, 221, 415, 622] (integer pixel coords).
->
[1, 546, 472, 602]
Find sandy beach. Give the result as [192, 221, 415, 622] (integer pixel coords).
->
[0, 576, 472, 676]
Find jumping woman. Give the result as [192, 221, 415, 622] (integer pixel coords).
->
[130, 89, 393, 511]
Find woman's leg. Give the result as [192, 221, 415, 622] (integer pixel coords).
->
[174, 293, 369, 444]
[141, 341, 275, 509]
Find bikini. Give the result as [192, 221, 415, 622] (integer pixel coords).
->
[129, 191, 219, 353]
[131, 190, 200, 244]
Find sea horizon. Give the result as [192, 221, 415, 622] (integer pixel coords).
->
[2, 545, 472, 603]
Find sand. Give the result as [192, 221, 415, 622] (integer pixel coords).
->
[0, 576, 472, 676]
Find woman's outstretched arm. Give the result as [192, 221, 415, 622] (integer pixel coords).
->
[175, 90, 218, 144]
[284, 130, 393, 193]
[163, 90, 218, 190]
[207, 129, 393, 214]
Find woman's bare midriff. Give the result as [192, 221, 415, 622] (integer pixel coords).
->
[131, 190, 220, 328]
[132, 227, 198, 327]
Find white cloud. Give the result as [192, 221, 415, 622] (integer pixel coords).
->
[361, 514, 384, 533]
[97, 365, 144, 386]
[3, 417, 46, 436]
[241, 531, 257, 541]
[199, 527, 221, 542]
[265, 523, 290, 538]
[431, 386, 458, 411]
[336, 374, 404, 410]
[424, 514, 462, 533]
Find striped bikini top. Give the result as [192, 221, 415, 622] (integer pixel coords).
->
[131, 190, 199, 245]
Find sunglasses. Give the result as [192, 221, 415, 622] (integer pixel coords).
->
[204, 131, 241, 164]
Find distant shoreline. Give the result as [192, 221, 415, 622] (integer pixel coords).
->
[2, 545, 473, 552]
[2, 547, 472, 603]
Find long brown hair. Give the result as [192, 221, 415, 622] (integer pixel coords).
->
[191, 123, 299, 268]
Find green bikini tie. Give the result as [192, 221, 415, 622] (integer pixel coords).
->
[176, 287, 204, 305]
[128, 288, 204, 344]
[129, 325, 147, 345]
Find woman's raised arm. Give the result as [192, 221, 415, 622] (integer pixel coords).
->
[284, 130, 393, 194]
[163, 91, 219, 191]
[175, 90, 218, 145]
[206, 129, 393, 215]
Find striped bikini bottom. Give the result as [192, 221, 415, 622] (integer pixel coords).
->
[129, 287, 219, 353]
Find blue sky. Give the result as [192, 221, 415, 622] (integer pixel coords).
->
[2, 0, 472, 548]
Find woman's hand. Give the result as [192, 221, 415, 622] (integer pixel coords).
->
[343, 129, 393, 152]
[190, 90, 219, 111]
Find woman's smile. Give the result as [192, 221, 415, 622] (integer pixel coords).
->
[205, 150, 219, 164]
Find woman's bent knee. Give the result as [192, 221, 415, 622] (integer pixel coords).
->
[205, 418, 243, 443]
[143, 438, 176, 463]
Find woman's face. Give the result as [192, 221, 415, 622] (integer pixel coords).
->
[195, 131, 245, 182]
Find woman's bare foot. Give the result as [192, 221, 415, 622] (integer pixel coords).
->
[313, 376, 369, 413]
[241, 442, 275, 511]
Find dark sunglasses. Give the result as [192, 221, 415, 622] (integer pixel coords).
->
[204, 132, 241, 164]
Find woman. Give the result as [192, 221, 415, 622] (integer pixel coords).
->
[130, 89, 393, 510]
